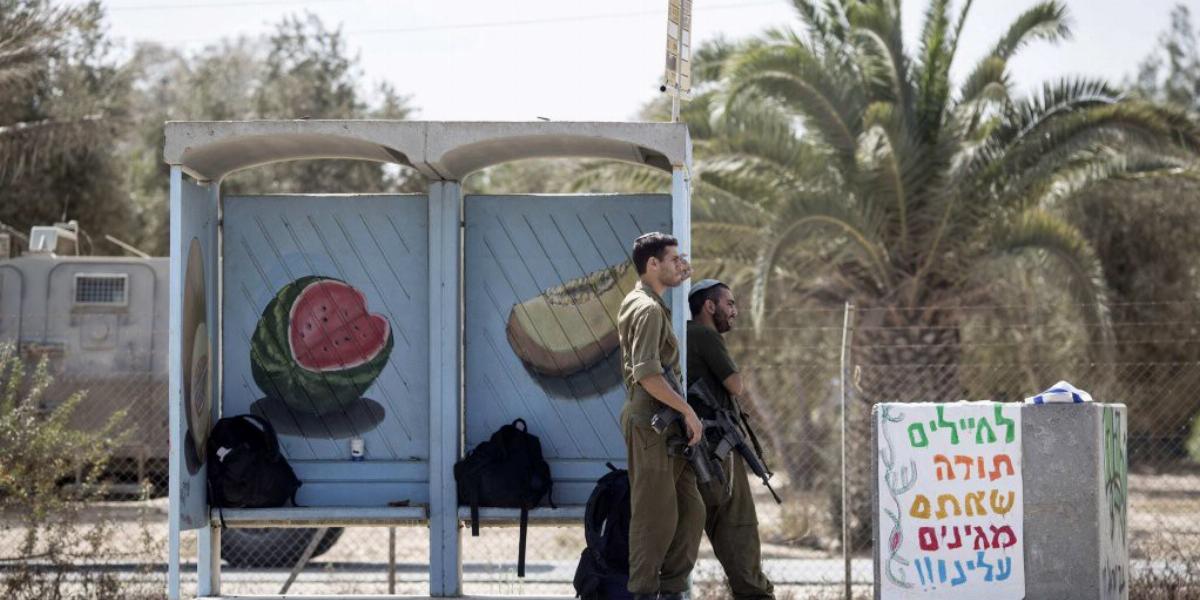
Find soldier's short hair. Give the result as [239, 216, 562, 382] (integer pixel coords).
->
[631, 232, 678, 275]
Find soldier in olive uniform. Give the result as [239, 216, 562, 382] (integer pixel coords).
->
[687, 279, 775, 599]
[617, 232, 705, 600]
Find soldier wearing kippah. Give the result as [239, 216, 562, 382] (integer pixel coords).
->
[687, 279, 775, 599]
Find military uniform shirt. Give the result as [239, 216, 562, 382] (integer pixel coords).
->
[618, 281, 681, 423]
[686, 320, 738, 415]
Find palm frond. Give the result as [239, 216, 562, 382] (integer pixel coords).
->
[748, 195, 893, 331]
[711, 95, 811, 173]
[845, 0, 910, 110]
[959, 56, 1010, 108]
[857, 101, 914, 254]
[697, 154, 804, 206]
[966, 78, 1121, 189]
[690, 179, 773, 226]
[1036, 149, 1200, 210]
[989, 1, 1071, 61]
[913, 0, 954, 138]
[977, 99, 1200, 203]
[0, 4, 72, 90]
[790, 0, 836, 45]
[567, 160, 671, 194]
[727, 42, 864, 171]
[957, 2, 1070, 119]
[946, 0, 976, 65]
[1002, 78, 1120, 141]
[691, 221, 765, 265]
[691, 37, 756, 86]
[979, 209, 1111, 346]
[0, 115, 114, 184]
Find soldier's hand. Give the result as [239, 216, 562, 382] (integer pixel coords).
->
[684, 407, 703, 446]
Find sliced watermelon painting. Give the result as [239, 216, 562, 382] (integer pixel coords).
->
[251, 276, 394, 416]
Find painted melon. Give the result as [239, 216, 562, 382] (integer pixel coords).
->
[506, 261, 637, 377]
[251, 276, 393, 416]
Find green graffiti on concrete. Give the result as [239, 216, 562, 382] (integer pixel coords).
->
[1103, 407, 1128, 544]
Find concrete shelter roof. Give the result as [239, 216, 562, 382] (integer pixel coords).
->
[163, 120, 690, 183]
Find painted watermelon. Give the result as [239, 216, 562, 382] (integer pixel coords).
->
[251, 276, 393, 416]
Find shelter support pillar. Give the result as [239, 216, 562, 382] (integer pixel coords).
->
[197, 526, 220, 596]
[671, 166, 691, 380]
[168, 166, 183, 600]
[428, 180, 463, 597]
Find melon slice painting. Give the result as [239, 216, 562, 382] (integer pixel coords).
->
[251, 276, 394, 417]
[506, 260, 634, 387]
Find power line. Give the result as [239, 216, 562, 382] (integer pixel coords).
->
[108, 0, 354, 11]
[123, 0, 781, 45]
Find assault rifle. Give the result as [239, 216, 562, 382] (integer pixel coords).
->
[690, 378, 783, 504]
[649, 369, 726, 488]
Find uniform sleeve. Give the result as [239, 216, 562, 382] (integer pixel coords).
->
[629, 307, 666, 383]
[696, 326, 738, 383]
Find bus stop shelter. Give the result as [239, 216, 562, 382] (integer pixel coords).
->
[165, 120, 692, 599]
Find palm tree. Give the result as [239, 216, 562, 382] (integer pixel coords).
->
[714, 0, 1200, 546]
[582, 0, 1200, 547]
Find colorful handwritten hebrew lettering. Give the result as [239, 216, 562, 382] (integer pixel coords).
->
[878, 402, 1024, 599]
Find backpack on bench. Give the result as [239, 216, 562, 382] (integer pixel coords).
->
[207, 414, 302, 512]
[454, 418, 554, 577]
[573, 463, 632, 600]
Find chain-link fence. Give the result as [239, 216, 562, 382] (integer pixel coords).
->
[3, 300, 1200, 598]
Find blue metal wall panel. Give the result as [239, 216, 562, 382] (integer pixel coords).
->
[172, 175, 218, 531]
[463, 194, 672, 475]
[221, 195, 430, 474]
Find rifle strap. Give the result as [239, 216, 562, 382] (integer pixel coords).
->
[734, 402, 771, 472]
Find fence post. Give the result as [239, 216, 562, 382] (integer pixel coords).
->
[840, 302, 856, 599]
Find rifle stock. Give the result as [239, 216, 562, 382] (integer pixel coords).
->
[692, 380, 784, 504]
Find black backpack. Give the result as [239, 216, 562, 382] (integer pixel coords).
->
[573, 463, 632, 600]
[454, 418, 554, 577]
[207, 414, 301, 512]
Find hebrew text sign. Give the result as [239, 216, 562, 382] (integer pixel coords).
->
[878, 402, 1024, 599]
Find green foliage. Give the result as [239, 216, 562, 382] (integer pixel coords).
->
[0, 345, 154, 599]
[1133, 4, 1200, 112]
[2, 6, 419, 256]
[121, 13, 419, 254]
[464, 158, 582, 194]
[0, 0, 133, 247]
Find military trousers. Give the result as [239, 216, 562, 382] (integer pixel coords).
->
[622, 412, 705, 595]
[705, 454, 775, 599]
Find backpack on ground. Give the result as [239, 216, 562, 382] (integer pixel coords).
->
[207, 414, 302, 513]
[573, 463, 632, 600]
[454, 418, 554, 577]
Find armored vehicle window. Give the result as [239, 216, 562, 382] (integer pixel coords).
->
[75, 274, 128, 306]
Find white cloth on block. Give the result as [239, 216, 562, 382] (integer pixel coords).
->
[1024, 380, 1093, 404]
